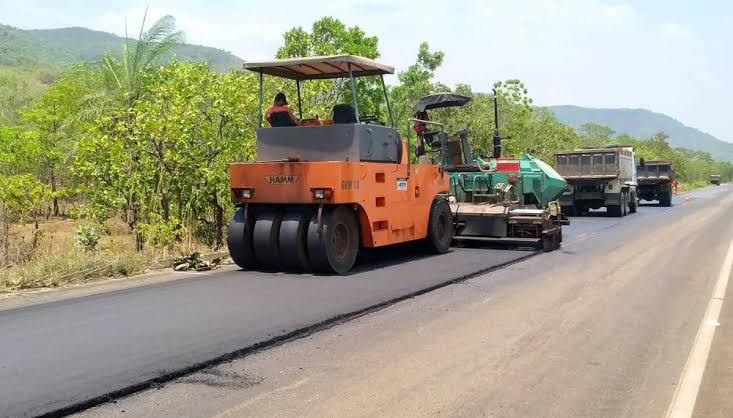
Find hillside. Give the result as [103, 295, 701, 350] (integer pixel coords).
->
[0, 23, 243, 72]
[548, 105, 733, 161]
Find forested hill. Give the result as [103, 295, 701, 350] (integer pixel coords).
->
[548, 105, 733, 161]
[0, 23, 243, 72]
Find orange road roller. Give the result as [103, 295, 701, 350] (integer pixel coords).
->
[227, 55, 453, 274]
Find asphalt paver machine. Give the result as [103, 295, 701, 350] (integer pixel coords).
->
[411, 92, 568, 251]
[227, 55, 453, 274]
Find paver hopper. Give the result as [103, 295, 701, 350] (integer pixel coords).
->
[411, 92, 567, 251]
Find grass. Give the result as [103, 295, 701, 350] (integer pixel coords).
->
[679, 181, 712, 192]
[0, 250, 147, 290]
[1, 216, 213, 293]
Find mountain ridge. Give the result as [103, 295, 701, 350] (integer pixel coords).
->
[0, 23, 243, 72]
[548, 105, 733, 161]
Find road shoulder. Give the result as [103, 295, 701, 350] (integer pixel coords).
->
[693, 257, 733, 418]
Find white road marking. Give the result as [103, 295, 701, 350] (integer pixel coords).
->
[666, 238, 733, 418]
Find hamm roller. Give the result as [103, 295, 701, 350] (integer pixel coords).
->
[227, 55, 453, 274]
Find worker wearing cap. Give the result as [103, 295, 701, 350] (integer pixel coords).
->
[265, 92, 301, 126]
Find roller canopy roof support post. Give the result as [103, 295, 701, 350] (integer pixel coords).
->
[244, 54, 396, 128]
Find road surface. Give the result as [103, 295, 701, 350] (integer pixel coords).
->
[75, 185, 733, 418]
[0, 186, 730, 417]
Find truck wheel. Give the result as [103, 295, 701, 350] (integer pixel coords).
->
[607, 204, 622, 217]
[307, 206, 360, 274]
[564, 205, 577, 216]
[619, 193, 626, 216]
[425, 199, 453, 254]
[660, 191, 672, 207]
[629, 192, 637, 213]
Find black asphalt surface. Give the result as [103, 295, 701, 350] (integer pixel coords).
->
[0, 186, 727, 417]
[1, 245, 528, 417]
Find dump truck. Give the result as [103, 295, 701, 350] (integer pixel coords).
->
[226, 55, 453, 274]
[636, 159, 674, 206]
[710, 174, 722, 185]
[554, 145, 637, 217]
[412, 92, 567, 251]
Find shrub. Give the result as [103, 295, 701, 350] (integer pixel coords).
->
[138, 214, 185, 249]
[74, 225, 99, 252]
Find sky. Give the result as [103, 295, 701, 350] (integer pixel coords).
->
[2, 0, 732, 141]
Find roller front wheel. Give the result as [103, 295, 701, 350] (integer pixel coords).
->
[279, 211, 311, 272]
[227, 207, 256, 269]
[253, 211, 284, 270]
[307, 206, 359, 274]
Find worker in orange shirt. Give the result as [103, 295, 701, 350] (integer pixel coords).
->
[265, 92, 301, 127]
[673, 179, 679, 195]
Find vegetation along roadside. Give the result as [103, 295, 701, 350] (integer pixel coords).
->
[1, 14, 731, 291]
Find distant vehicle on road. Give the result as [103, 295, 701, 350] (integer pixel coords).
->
[637, 159, 674, 206]
[554, 145, 638, 217]
[710, 174, 722, 185]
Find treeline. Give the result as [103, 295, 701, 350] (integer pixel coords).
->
[1, 15, 731, 266]
[575, 123, 733, 184]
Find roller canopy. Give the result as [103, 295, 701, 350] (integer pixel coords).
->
[243, 55, 394, 80]
[415, 93, 472, 112]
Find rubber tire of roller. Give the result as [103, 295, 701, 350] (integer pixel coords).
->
[279, 211, 311, 272]
[425, 199, 453, 254]
[307, 206, 360, 275]
[227, 206, 257, 269]
[253, 211, 284, 270]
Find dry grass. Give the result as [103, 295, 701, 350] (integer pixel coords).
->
[1, 217, 213, 292]
[1, 251, 147, 290]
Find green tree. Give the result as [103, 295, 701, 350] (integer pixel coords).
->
[101, 11, 184, 108]
[22, 63, 103, 216]
[75, 61, 256, 249]
[0, 126, 49, 263]
[390, 42, 446, 134]
[80, 12, 184, 248]
[579, 122, 615, 144]
[276, 17, 383, 118]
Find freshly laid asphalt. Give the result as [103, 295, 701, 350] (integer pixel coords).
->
[0, 186, 727, 417]
[1, 240, 528, 417]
